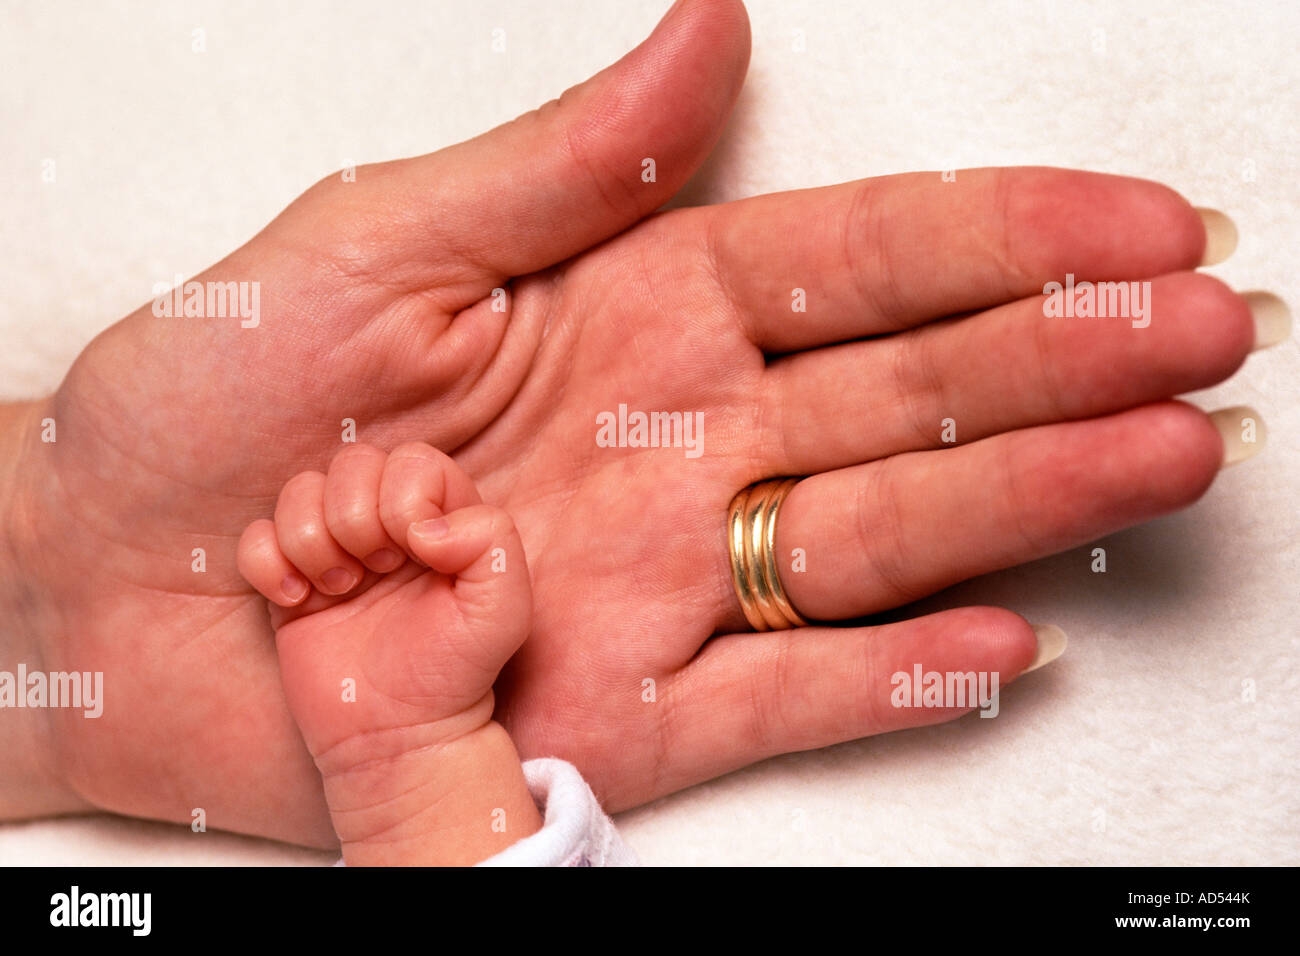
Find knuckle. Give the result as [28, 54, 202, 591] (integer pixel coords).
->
[377, 495, 408, 534]
[855, 644, 894, 734]
[853, 462, 917, 609]
[326, 496, 379, 539]
[389, 441, 437, 460]
[996, 435, 1046, 555]
[331, 442, 384, 469]
[890, 329, 945, 449]
[1029, 305, 1070, 422]
[988, 167, 1037, 292]
[744, 644, 795, 754]
[236, 519, 268, 553]
[845, 180, 909, 329]
[387, 442, 451, 480]
[485, 507, 516, 540]
[235, 522, 275, 574]
[280, 470, 325, 500]
[281, 518, 330, 559]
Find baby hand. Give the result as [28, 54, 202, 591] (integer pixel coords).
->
[237, 442, 538, 864]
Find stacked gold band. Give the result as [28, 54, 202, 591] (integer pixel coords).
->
[727, 478, 808, 631]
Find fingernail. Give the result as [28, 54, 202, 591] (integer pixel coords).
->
[1025, 624, 1068, 673]
[320, 567, 358, 594]
[281, 573, 309, 603]
[1209, 405, 1267, 467]
[364, 548, 402, 572]
[1244, 291, 1291, 351]
[1196, 208, 1238, 266]
[410, 517, 450, 540]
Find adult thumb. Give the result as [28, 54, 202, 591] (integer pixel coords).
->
[314, 0, 751, 292]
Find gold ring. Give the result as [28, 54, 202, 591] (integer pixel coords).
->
[727, 478, 808, 631]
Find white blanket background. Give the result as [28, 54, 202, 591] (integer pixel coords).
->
[1, 0, 1296, 866]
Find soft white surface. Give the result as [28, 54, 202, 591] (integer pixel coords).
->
[1, 0, 1296, 866]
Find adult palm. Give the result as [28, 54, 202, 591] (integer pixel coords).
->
[17, 0, 1250, 845]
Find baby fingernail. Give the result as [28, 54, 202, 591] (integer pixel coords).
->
[281, 573, 309, 603]
[411, 517, 450, 540]
[1025, 624, 1068, 673]
[320, 567, 357, 594]
[1244, 291, 1291, 351]
[1196, 208, 1238, 266]
[1209, 406, 1266, 467]
[364, 548, 402, 572]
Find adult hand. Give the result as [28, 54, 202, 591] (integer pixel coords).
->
[2, 0, 1268, 845]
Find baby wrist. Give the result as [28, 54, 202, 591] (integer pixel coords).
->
[329, 720, 542, 866]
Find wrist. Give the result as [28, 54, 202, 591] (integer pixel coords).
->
[0, 399, 92, 820]
[326, 720, 542, 867]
